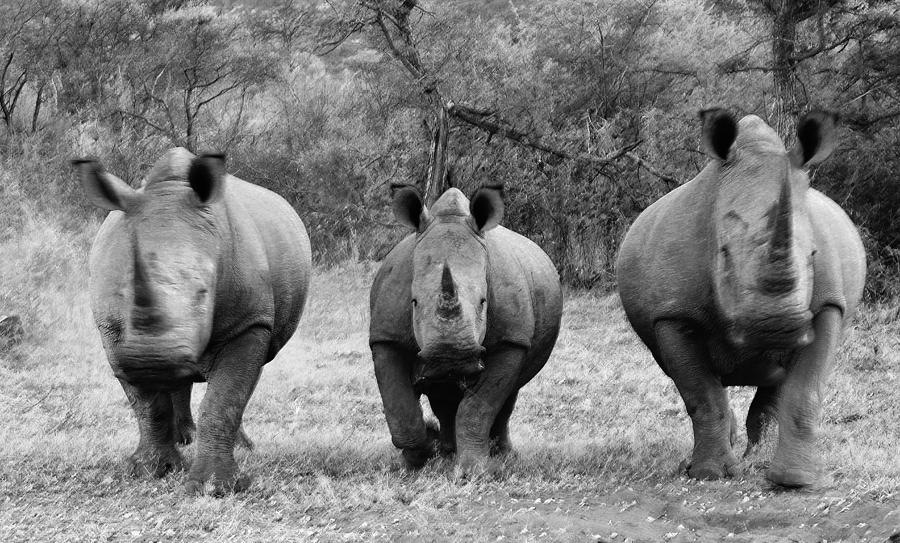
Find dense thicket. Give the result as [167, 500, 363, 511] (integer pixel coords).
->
[1, 0, 898, 296]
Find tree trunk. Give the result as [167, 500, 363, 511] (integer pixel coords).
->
[423, 104, 450, 206]
[31, 82, 44, 133]
[771, 0, 799, 140]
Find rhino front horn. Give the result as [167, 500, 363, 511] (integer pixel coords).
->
[437, 263, 461, 319]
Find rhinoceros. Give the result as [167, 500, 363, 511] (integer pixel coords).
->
[370, 185, 562, 474]
[75, 148, 310, 494]
[616, 110, 865, 487]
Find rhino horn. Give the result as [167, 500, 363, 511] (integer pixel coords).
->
[132, 233, 154, 309]
[760, 177, 797, 294]
[437, 263, 461, 319]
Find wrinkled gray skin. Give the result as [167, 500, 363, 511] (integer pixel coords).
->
[76, 148, 310, 494]
[370, 186, 562, 475]
[617, 110, 865, 487]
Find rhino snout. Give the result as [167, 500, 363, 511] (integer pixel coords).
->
[112, 340, 202, 388]
[728, 310, 814, 349]
[413, 344, 486, 386]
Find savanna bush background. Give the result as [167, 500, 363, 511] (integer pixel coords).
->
[1, 0, 899, 334]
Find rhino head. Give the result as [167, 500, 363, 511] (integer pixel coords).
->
[701, 109, 838, 349]
[76, 150, 226, 387]
[392, 185, 504, 386]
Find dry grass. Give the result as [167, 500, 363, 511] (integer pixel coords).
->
[1, 233, 899, 541]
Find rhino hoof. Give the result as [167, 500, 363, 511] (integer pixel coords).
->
[128, 447, 184, 478]
[184, 474, 252, 497]
[174, 420, 196, 446]
[684, 456, 742, 481]
[454, 453, 500, 481]
[185, 456, 249, 496]
[401, 444, 436, 469]
[766, 465, 822, 488]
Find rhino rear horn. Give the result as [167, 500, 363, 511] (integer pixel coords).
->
[73, 159, 137, 212]
[699, 108, 737, 161]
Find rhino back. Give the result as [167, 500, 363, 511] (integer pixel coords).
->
[807, 188, 865, 318]
[616, 164, 720, 350]
[369, 234, 417, 351]
[484, 226, 562, 357]
[217, 175, 311, 354]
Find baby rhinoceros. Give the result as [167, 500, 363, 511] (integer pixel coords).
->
[75, 148, 311, 495]
[370, 185, 562, 475]
[617, 110, 865, 488]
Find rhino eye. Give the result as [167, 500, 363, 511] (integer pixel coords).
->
[411, 298, 418, 307]
[480, 298, 486, 307]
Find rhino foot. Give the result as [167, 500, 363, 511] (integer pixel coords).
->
[454, 453, 500, 481]
[766, 464, 823, 488]
[128, 446, 184, 478]
[174, 419, 196, 446]
[684, 453, 743, 481]
[185, 455, 250, 496]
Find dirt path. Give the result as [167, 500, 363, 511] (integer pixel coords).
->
[338, 478, 900, 542]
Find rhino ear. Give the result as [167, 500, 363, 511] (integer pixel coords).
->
[189, 153, 226, 204]
[699, 108, 737, 160]
[73, 159, 137, 212]
[791, 110, 838, 168]
[391, 184, 430, 231]
[470, 184, 504, 233]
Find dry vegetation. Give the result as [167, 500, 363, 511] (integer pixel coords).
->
[1, 247, 898, 542]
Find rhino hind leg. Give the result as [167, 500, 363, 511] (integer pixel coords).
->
[172, 384, 196, 446]
[744, 386, 779, 460]
[654, 321, 741, 481]
[489, 391, 518, 457]
[170, 384, 253, 449]
[426, 389, 461, 457]
[121, 380, 184, 478]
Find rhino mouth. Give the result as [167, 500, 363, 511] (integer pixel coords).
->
[113, 366, 202, 390]
[413, 347, 486, 387]
[728, 312, 814, 349]
[112, 345, 204, 389]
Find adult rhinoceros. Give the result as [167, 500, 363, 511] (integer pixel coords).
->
[75, 148, 310, 494]
[370, 185, 562, 475]
[616, 110, 865, 487]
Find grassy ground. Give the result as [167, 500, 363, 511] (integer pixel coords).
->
[1, 245, 899, 541]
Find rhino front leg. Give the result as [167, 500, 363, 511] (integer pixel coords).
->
[655, 320, 740, 480]
[490, 392, 518, 457]
[455, 345, 526, 477]
[185, 327, 267, 496]
[768, 307, 842, 488]
[120, 380, 184, 478]
[372, 342, 437, 468]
